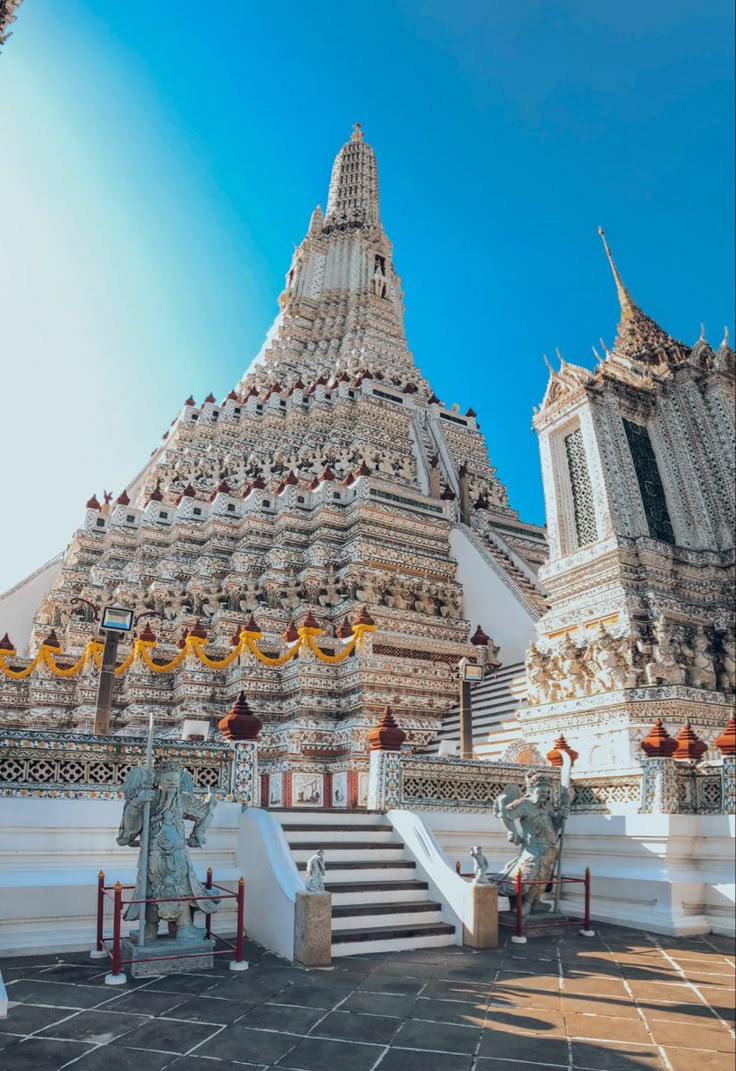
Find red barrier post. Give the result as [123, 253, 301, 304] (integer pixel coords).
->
[89, 870, 107, 960]
[580, 866, 595, 937]
[511, 870, 527, 944]
[104, 881, 127, 985]
[205, 867, 213, 940]
[229, 876, 249, 972]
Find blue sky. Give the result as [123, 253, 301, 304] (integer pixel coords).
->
[0, 1, 733, 592]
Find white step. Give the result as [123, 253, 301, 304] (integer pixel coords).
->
[301, 863, 416, 883]
[284, 827, 396, 845]
[328, 882, 430, 907]
[291, 845, 406, 864]
[332, 907, 445, 931]
[332, 929, 456, 957]
[275, 810, 389, 827]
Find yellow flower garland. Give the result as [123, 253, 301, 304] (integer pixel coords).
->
[0, 622, 375, 680]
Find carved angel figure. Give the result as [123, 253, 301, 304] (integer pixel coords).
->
[117, 760, 219, 943]
[644, 616, 686, 687]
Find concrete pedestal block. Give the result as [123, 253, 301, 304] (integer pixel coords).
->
[120, 936, 215, 977]
[294, 891, 332, 967]
[463, 883, 498, 949]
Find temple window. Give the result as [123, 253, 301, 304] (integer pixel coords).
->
[96, 518, 105, 528]
[623, 419, 675, 544]
[564, 427, 598, 548]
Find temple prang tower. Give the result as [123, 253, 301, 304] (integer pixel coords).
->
[1, 126, 547, 807]
[516, 229, 735, 773]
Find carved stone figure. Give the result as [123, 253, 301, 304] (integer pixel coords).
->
[117, 759, 219, 942]
[688, 626, 717, 691]
[587, 623, 637, 692]
[717, 627, 736, 692]
[644, 616, 686, 686]
[470, 845, 490, 885]
[525, 644, 550, 706]
[492, 773, 563, 917]
[305, 849, 326, 892]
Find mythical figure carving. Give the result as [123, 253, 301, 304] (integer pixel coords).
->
[716, 627, 736, 692]
[492, 774, 564, 917]
[687, 626, 717, 691]
[587, 623, 637, 693]
[117, 759, 219, 943]
[525, 643, 550, 705]
[644, 615, 686, 686]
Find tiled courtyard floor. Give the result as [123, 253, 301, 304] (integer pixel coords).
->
[1, 925, 734, 1071]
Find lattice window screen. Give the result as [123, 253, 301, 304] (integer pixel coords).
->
[623, 419, 675, 545]
[564, 428, 598, 548]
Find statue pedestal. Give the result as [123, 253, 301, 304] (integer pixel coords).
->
[121, 935, 215, 977]
[463, 883, 498, 949]
[294, 891, 332, 968]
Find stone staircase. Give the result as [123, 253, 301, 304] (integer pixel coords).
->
[276, 809, 457, 957]
[472, 528, 548, 617]
[423, 661, 527, 760]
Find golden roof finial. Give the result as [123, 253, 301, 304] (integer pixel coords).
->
[598, 226, 634, 321]
[351, 122, 363, 142]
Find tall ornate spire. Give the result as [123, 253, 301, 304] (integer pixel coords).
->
[325, 123, 380, 229]
[597, 227, 688, 369]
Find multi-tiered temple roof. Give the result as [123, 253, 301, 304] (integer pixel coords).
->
[1, 127, 547, 797]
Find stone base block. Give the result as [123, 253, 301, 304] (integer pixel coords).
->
[120, 935, 215, 977]
[463, 883, 498, 949]
[499, 907, 571, 939]
[294, 891, 332, 968]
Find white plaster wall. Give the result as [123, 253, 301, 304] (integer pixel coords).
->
[0, 556, 63, 656]
[451, 526, 535, 664]
[0, 797, 241, 957]
[422, 810, 736, 938]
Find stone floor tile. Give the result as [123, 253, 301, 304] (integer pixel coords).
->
[378, 1050, 473, 1071]
[562, 976, 629, 997]
[5, 979, 114, 1009]
[0, 1036, 93, 1071]
[196, 1022, 304, 1064]
[97, 987, 192, 1016]
[119, 1016, 224, 1054]
[40, 964, 112, 984]
[413, 996, 487, 1025]
[646, 1017, 735, 1051]
[241, 1001, 326, 1034]
[167, 1059, 266, 1071]
[339, 990, 417, 1018]
[142, 972, 223, 997]
[0, 1002, 78, 1035]
[358, 973, 426, 996]
[268, 981, 351, 1009]
[477, 1029, 570, 1065]
[484, 1005, 566, 1035]
[311, 1008, 401, 1044]
[662, 1046, 736, 1071]
[36, 1008, 149, 1043]
[420, 978, 489, 1002]
[496, 969, 560, 991]
[565, 1011, 651, 1044]
[71, 1044, 175, 1070]
[561, 994, 641, 1018]
[276, 1035, 383, 1071]
[164, 993, 252, 1023]
[570, 1040, 665, 1069]
[489, 984, 563, 1011]
[393, 1017, 482, 1053]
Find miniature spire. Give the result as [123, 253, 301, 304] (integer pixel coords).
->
[325, 124, 380, 227]
[598, 227, 635, 322]
[597, 227, 689, 368]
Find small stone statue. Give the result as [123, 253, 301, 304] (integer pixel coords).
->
[470, 845, 490, 885]
[117, 759, 219, 943]
[305, 849, 326, 892]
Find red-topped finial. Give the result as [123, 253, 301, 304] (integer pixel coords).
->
[301, 609, 321, 631]
[188, 619, 207, 641]
[281, 619, 300, 644]
[672, 720, 708, 762]
[640, 718, 677, 758]
[218, 691, 262, 741]
[366, 705, 406, 751]
[137, 622, 156, 644]
[547, 734, 579, 768]
[86, 493, 101, 510]
[41, 629, 61, 649]
[0, 632, 15, 652]
[470, 625, 490, 646]
[714, 715, 736, 757]
[243, 613, 261, 635]
[116, 489, 131, 506]
[354, 606, 375, 627]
